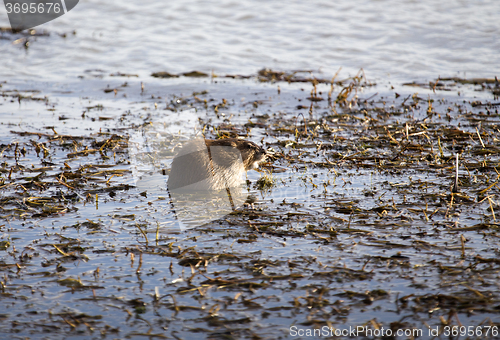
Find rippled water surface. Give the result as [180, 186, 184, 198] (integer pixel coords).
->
[1, 1, 500, 339]
[1, 0, 499, 82]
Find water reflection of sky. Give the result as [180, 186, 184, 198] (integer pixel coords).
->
[1, 0, 499, 82]
[1, 2, 500, 332]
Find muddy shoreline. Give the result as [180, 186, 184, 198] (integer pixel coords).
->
[1, 71, 499, 339]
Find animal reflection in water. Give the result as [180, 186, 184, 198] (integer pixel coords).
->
[167, 138, 268, 230]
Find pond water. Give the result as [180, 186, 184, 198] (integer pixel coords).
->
[1, 1, 500, 339]
[1, 74, 499, 339]
[1, 0, 499, 83]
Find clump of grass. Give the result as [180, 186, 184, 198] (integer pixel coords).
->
[255, 171, 276, 191]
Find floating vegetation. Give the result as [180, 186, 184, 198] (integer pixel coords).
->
[254, 171, 276, 191]
[0, 26, 74, 50]
[151, 70, 209, 78]
[0, 72, 499, 338]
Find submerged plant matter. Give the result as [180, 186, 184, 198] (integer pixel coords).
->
[0, 72, 499, 338]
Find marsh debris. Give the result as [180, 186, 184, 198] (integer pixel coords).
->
[1, 73, 499, 338]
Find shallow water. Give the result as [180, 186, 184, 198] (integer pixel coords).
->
[1, 75, 499, 338]
[1, 1, 500, 338]
[1, 0, 499, 83]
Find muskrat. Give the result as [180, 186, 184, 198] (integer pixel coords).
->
[167, 138, 267, 191]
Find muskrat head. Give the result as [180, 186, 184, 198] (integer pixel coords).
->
[205, 138, 267, 170]
[236, 140, 267, 170]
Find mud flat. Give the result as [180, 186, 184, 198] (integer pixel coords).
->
[0, 70, 499, 339]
